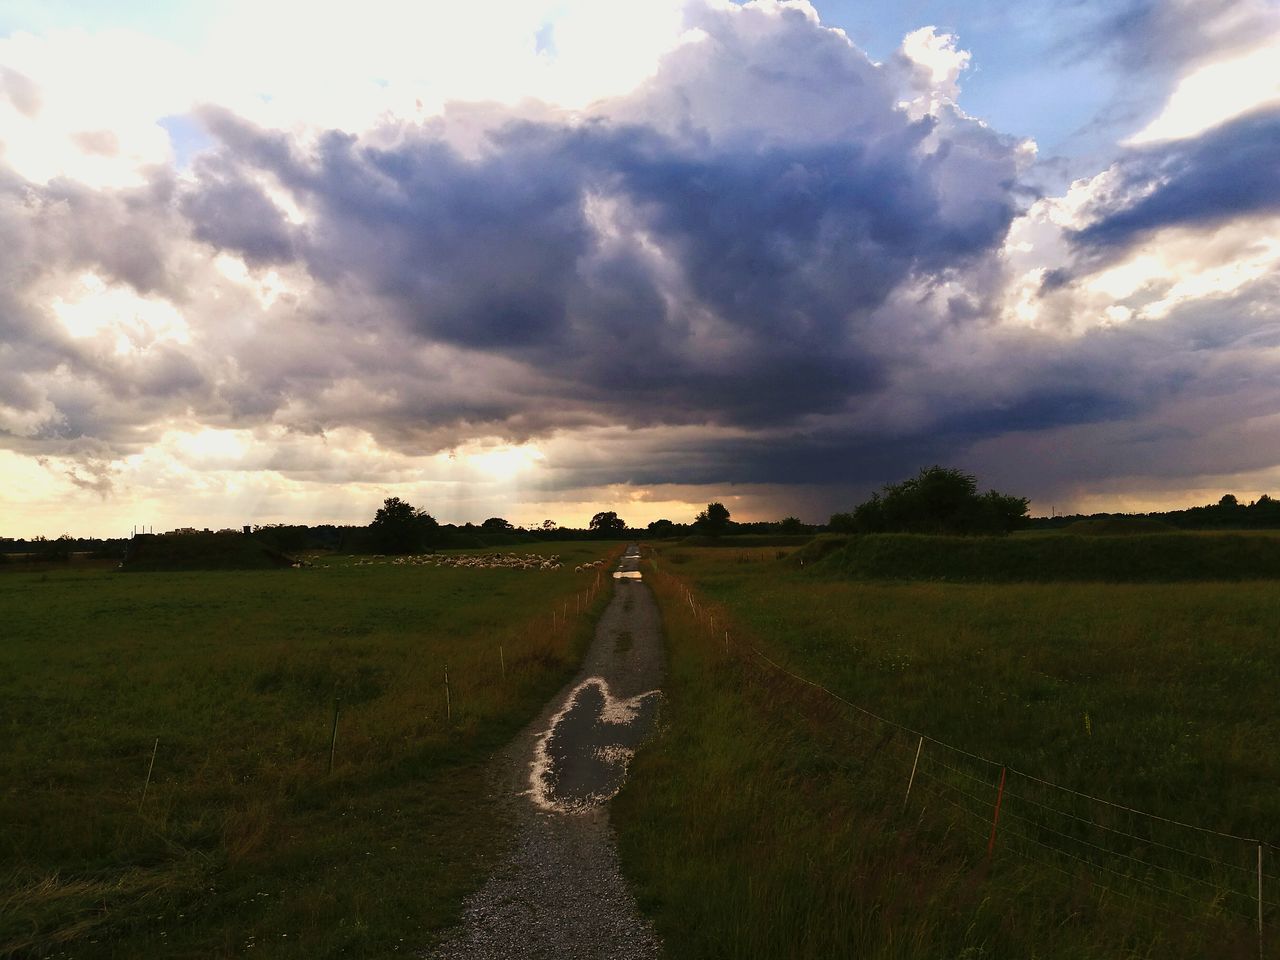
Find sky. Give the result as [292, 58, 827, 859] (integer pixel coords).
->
[0, 0, 1278, 537]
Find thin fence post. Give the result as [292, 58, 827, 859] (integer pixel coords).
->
[500, 644, 506, 680]
[724, 629, 729, 653]
[1259, 844, 1265, 960]
[138, 737, 158, 812]
[904, 736, 924, 809]
[328, 698, 341, 774]
[987, 767, 1007, 861]
[444, 665, 452, 722]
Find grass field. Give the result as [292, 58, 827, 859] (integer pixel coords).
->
[1, 544, 617, 958]
[614, 545, 1280, 959]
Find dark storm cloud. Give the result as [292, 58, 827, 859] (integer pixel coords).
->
[931, 386, 1139, 438]
[551, 268, 1272, 496]
[180, 154, 296, 266]
[561, 427, 957, 490]
[1073, 108, 1280, 253]
[158, 0, 1024, 444]
[964, 278, 1280, 505]
[600, 122, 983, 324]
[183, 88, 1017, 431]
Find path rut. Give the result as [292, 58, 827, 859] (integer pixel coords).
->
[426, 546, 664, 960]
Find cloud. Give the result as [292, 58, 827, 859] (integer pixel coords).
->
[0, 65, 41, 117]
[1126, 39, 1280, 145]
[1028, 0, 1279, 163]
[180, 154, 297, 266]
[1082, 0, 1274, 78]
[1, 0, 1278, 534]
[167, 2, 1021, 450]
[895, 26, 971, 117]
[1072, 107, 1280, 253]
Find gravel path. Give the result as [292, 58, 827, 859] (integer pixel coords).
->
[426, 546, 665, 960]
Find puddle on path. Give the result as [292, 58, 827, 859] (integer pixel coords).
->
[529, 677, 661, 813]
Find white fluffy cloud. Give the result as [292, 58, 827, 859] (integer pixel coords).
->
[1128, 37, 1280, 145]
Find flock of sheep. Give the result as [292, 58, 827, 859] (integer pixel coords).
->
[347, 553, 608, 573]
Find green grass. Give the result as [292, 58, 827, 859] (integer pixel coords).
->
[1060, 516, 1175, 535]
[1, 544, 617, 958]
[679, 534, 814, 548]
[800, 531, 1280, 581]
[613, 546, 1279, 959]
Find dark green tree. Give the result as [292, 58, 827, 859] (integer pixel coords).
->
[841, 467, 1028, 535]
[827, 511, 858, 533]
[481, 517, 514, 531]
[779, 516, 805, 534]
[695, 502, 732, 537]
[369, 497, 439, 553]
[589, 511, 626, 535]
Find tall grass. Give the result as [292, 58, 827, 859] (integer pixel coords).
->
[613, 547, 1277, 958]
[1, 545, 616, 958]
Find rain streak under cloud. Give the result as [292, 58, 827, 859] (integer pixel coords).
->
[1, 0, 1278, 536]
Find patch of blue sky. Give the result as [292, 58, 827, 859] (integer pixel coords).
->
[0, 0, 217, 46]
[810, 0, 1126, 157]
[157, 113, 213, 170]
[535, 20, 557, 57]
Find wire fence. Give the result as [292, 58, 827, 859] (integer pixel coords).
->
[660, 569, 1278, 957]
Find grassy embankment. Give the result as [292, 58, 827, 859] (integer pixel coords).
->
[614, 540, 1280, 959]
[803, 530, 1280, 581]
[1, 544, 617, 958]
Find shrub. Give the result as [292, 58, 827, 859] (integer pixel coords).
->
[831, 466, 1028, 536]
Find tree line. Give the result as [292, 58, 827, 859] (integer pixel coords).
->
[1029, 492, 1280, 531]
[16, 466, 1280, 562]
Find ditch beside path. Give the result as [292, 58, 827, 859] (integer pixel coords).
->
[426, 545, 665, 960]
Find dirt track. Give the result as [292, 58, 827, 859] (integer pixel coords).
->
[426, 545, 665, 960]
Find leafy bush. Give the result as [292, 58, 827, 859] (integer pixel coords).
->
[831, 466, 1028, 536]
